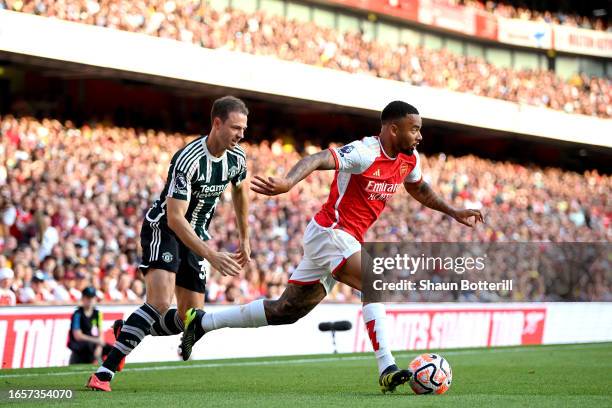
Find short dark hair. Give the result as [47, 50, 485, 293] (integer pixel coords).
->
[211, 96, 249, 123]
[381, 101, 419, 124]
[82, 286, 96, 298]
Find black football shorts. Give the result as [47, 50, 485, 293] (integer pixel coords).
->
[139, 220, 209, 293]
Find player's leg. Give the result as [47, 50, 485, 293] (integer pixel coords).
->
[174, 249, 210, 359]
[148, 306, 185, 337]
[146, 288, 197, 339]
[87, 221, 179, 391]
[88, 268, 173, 390]
[216, 282, 326, 326]
[176, 286, 204, 321]
[174, 285, 203, 357]
[181, 220, 343, 360]
[181, 282, 326, 360]
[334, 252, 411, 393]
[147, 288, 191, 338]
[150, 249, 207, 337]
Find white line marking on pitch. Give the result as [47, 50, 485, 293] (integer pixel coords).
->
[2, 343, 609, 379]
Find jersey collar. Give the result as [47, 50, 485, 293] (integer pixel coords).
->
[376, 136, 396, 160]
[202, 135, 226, 163]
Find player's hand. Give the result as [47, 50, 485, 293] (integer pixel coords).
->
[235, 240, 251, 268]
[250, 176, 292, 196]
[210, 251, 242, 276]
[451, 208, 484, 227]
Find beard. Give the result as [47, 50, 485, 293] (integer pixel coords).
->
[400, 146, 415, 155]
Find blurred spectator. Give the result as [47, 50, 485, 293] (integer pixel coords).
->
[67, 286, 113, 364]
[0, 264, 16, 305]
[4, 0, 610, 117]
[0, 115, 610, 305]
[18, 271, 53, 304]
[459, 1, 610, 31]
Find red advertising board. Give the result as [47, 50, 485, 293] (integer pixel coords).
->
[323, 0, 419, 21]
[418, 0, 475, 35]
[474, 11, 498, 40]
[319, 0, 611, 57]
[0, 311, 124, 369]
[354, 307, 547, 352]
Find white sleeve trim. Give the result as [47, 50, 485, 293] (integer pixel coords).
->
[404, 150, 422, 183]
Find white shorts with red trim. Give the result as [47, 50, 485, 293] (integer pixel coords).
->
[289, 219, 361, 294]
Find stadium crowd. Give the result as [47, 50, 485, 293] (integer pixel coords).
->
[459, 1, 610, 31]
[1, 0, 610, 118]
[0, 116, 610, 306]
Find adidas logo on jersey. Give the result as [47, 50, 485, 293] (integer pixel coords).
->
[372, 169, 381, 177]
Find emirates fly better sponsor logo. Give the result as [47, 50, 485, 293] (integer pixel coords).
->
[365, 180, 402, 201]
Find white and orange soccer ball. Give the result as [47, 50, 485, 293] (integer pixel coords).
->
[408, 353, 452, 395]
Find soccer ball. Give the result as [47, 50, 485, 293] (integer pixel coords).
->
[408, 353, 452, 395]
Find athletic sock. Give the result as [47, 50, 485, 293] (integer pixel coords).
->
[150, 308, 184, 336]
[201, 299, 267, 331]
[94, 366, 114, 382]
[98, 303, 160, 376]
[362, 303, 396, 375]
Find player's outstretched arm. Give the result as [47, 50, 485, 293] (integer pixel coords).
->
[167, 197, 241, 276]
[404, 180, 484, 227]
[251, 149, 335, 196]
[231, 181, 251, 267]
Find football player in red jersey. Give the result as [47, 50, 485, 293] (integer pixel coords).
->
[182, 101, 483, 393]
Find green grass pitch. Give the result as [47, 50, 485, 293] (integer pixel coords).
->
[1, 342, 611, 407]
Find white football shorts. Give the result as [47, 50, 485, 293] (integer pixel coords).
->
[288, 219, 361, 293]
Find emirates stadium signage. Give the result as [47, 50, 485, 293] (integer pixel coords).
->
[553, 25, 612, 58]
[496, 18, 553, 49]
[316, 0, 611, 58]
[354, 308, 546, 351]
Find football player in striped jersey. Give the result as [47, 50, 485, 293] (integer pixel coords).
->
[87, 96, 251, 391]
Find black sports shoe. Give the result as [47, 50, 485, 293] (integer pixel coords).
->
[379, 364, 412, 394]
[181, 308, 206, 361]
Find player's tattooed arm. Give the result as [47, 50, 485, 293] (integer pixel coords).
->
[404, 180, 484, 227]
[285, 149, 336, 185]
[251, 150, 335, 196]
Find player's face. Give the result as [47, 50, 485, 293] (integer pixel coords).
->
[214, 111, 248, 149]
[393, 114, 422, 154]
[82, 296, 94, 308]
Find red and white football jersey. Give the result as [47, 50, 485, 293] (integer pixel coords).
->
[314, 136, 422, 242]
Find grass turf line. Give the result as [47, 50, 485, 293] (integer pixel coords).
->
[1, 342, 610, 408]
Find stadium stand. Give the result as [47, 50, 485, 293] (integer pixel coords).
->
[1, 0, 609, 118]
[0, 115, 610, 306]
[460, 0, 610, 31]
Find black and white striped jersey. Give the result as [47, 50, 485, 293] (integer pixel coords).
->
[144, 135, 247, 240]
